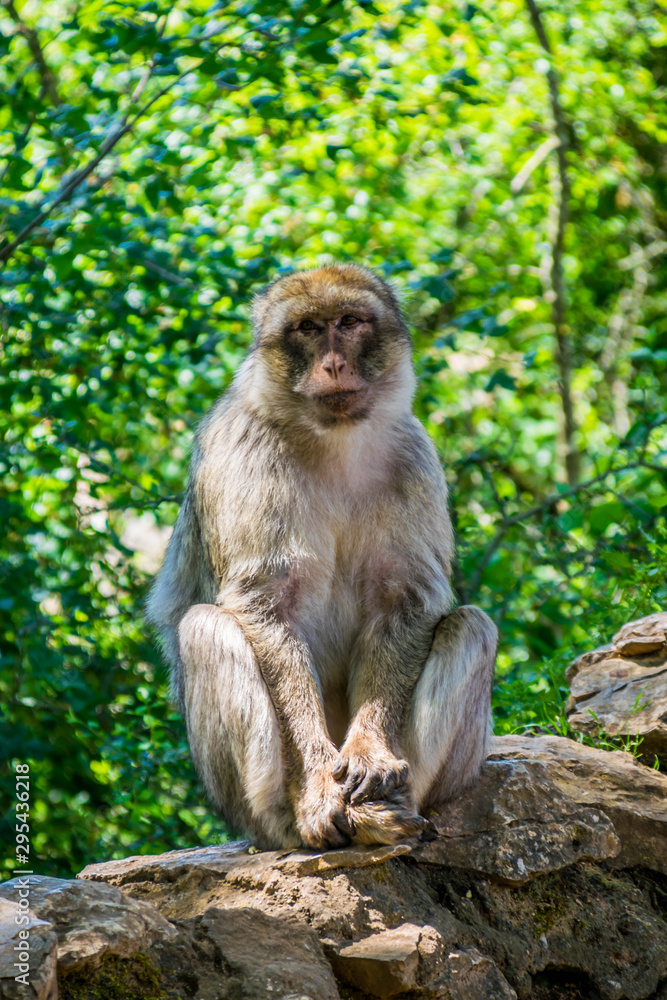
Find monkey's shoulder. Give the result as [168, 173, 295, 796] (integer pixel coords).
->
[388, 414, 448, 494]
[193, 399, 294, 485]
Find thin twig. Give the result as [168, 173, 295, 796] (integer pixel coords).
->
[510, 134, 559, 194]
[130, 13, 169, 105]
[1, 0, 60, 105]
[142, 259, 194, 286]
[0, 67, 194, 264]
[525, 0, 579, 486]
[62, 436, 178, 504]
[467, 457, 665, 595]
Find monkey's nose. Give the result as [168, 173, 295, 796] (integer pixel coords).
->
[322, 352, 347, 380]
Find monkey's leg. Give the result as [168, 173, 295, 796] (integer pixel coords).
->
[404, 604, 498, 809]
[177, 604, 298, 850]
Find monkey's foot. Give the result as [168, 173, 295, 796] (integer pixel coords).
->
[346, 799, 427, 846]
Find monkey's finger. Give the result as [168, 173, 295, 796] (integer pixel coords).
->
[342, 764, 366, 800]
[332, 807, 355, 839]
[350, 771, 383, 805]
[332, 756, 348, 780]
[326, 828, 351, 849]
[304, 819, 349, 851]
[379, 761, 410, 797]
[401, 813, 428, 837]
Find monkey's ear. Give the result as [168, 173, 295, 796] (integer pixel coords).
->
[250, 286, 271, 336]
[250, 269, 296, 334]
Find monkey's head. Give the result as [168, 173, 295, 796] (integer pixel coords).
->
[249, 264, 414, 428]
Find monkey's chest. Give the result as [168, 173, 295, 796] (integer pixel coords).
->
[280, 496, 405, 680]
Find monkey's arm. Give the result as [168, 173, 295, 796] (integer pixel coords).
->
[338, 575, 450, 806]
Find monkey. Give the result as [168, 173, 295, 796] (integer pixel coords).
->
[146, 263, 498, 851]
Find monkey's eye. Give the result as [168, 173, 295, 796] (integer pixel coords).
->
[299, 319, 318, 332]
[340, 315, 359, 327]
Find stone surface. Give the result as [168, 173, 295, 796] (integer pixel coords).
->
[0, 898, 57, 1000]
[421, 861, 667, 1000]
[413, 757, 619, 882]
[565, 611, 667, 761]
[488, 733, 667, 874]
[327, 923, 517, 999]
[328, 922, 422, 995]
[0, 875, 176, 973]
[5, 733, 667, 999]
[613, 611, 667, 655]
[79, 839, 411, 889]
[199, 906, 340, 1000]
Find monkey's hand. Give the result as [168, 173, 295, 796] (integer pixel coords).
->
[333, 736, 410, 806]
[295, 766, 355, 851]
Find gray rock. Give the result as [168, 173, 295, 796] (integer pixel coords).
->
[199, 906, 340, 1000]
[0, 898, 57, 1000]
[487, 733, 667, 874]
[328, 923, 517, 999]
[328, 922, 422, 995]
[414, 758, 619, 882]
[79, 839, 411, 889]
[565, 611, 667, 761]
[0, 875, 176, 971]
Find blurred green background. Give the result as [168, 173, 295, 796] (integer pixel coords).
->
[1, 0, 666, 877]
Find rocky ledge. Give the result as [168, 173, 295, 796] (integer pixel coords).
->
[566, 611, 667, 762]
[1, 733, 666, 1000]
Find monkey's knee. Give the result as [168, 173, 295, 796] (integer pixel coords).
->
[406, 605, 497, 808]
[175, 604, 295, 848]
[433, 604, 498, 667]
[178, 603, 239, 665]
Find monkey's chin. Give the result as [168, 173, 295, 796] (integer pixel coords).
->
[311, 389, 370, 424]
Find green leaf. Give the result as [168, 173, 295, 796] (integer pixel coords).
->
[307, 41, 338, 65]
[589, 501, 626, 533]
[421, 274, 456, 302]
[250, 92, 281, 110]
[485, 370, 516, 392]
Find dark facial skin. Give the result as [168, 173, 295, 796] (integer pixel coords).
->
[285, 313, 377, 423]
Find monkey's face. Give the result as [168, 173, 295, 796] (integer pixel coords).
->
[282, 311, 378, 423]
[251, 265, 413, 428]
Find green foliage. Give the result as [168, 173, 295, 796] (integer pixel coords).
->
[1, 0, 666, 875]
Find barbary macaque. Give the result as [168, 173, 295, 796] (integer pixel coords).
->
[147, 264, 497, 849]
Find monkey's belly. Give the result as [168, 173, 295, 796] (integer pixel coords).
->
[299, 586, 360, 747]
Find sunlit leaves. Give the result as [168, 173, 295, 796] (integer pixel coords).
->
[1, 0, 667, 875]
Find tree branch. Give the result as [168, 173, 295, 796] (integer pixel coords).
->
[2, 0, 60, 105]
[466, 457, 665, 597]
[0, 67, 195, 264]
[510, 134, 559, 194]
[525, 0, 579, 486]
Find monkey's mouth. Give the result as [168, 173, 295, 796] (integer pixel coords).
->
[313, 389, 367, 416]
[312, 386, 368, 421]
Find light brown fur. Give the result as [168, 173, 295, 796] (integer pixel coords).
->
[147, 264, 497, 849]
